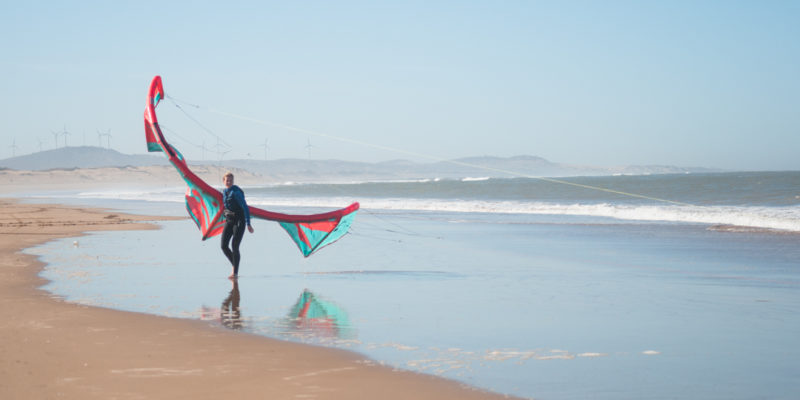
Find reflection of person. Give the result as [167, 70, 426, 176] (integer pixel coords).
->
[221, 172, 254, 279]
[221, 279, 242, 330]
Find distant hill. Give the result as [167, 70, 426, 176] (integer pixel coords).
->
[0, 146, 717, 180]
[0, 146, 168, 171]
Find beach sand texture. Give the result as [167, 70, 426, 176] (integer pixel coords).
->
[0, 199, 515, 400]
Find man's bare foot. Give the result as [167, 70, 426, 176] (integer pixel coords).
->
[228, 273, 238, 280]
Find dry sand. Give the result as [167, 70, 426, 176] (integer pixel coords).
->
[0, 198, 516, 399]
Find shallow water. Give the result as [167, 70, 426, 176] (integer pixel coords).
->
[23, 171, 800, 233]
[28, 202, 800, 400]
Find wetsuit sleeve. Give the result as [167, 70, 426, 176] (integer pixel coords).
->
[236, 189, 251, 226]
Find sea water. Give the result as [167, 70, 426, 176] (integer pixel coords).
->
[23, 172, 800, 399]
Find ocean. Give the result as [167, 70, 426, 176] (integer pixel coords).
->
[22, 171, 800, 399]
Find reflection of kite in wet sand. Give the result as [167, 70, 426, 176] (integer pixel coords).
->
[144, 75, 359, 257]
[288, 289, 352, 339]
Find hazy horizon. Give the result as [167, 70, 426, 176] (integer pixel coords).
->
[0, 145, 733, 174]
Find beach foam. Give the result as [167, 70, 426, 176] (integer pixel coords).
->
[69, 186, 800, 233]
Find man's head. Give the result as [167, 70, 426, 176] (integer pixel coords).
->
[223, 172, 234, 188]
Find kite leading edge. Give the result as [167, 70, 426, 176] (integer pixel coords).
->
[143, 75, 359, 257]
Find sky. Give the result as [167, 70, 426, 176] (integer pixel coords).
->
[1, 0, 798, 170]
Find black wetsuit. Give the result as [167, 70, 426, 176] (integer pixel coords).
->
[221, 185, 250, 275]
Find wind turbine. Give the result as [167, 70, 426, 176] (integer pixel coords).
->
[51, 129, 60, 149]
[218, 149, 231, 166]
[211, 137, 233, 164]
[9, 139, 19, 157]
[200, 140, 209, 161]
[260, 138, 269, 161]
[212, 137, 224, 153]
[305, 138, 315, 159]
[97, 129, 111, 149]
[37, 138, 44, 152]
[61, 127, 71, 147]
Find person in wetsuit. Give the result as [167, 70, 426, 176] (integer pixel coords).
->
[221, 172, 254, 279]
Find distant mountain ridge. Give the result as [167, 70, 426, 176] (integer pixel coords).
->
[0, 146, 718, 179]
[0, 146, 168, 171]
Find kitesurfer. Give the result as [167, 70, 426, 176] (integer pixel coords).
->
[221, 172, 254, 279]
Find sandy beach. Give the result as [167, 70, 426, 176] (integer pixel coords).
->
[0, 198, 515, 400]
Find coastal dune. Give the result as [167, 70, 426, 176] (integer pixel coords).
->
[0, 199, 514, 399]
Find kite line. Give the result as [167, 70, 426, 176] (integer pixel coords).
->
[165, 95, 692, 207]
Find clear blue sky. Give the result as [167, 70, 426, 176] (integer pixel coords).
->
[1, 0, 798, 170]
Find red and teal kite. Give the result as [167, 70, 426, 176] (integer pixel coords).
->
[144, 75, 359, 257]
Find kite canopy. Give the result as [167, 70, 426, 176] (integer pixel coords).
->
[144, 75, 359, 257]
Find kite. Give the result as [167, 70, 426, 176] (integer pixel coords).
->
[144, 75, 359, 257]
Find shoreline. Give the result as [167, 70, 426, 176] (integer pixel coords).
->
[0, 198, 518, 399]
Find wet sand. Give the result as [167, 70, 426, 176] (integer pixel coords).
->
[0, 198, 515, 399]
